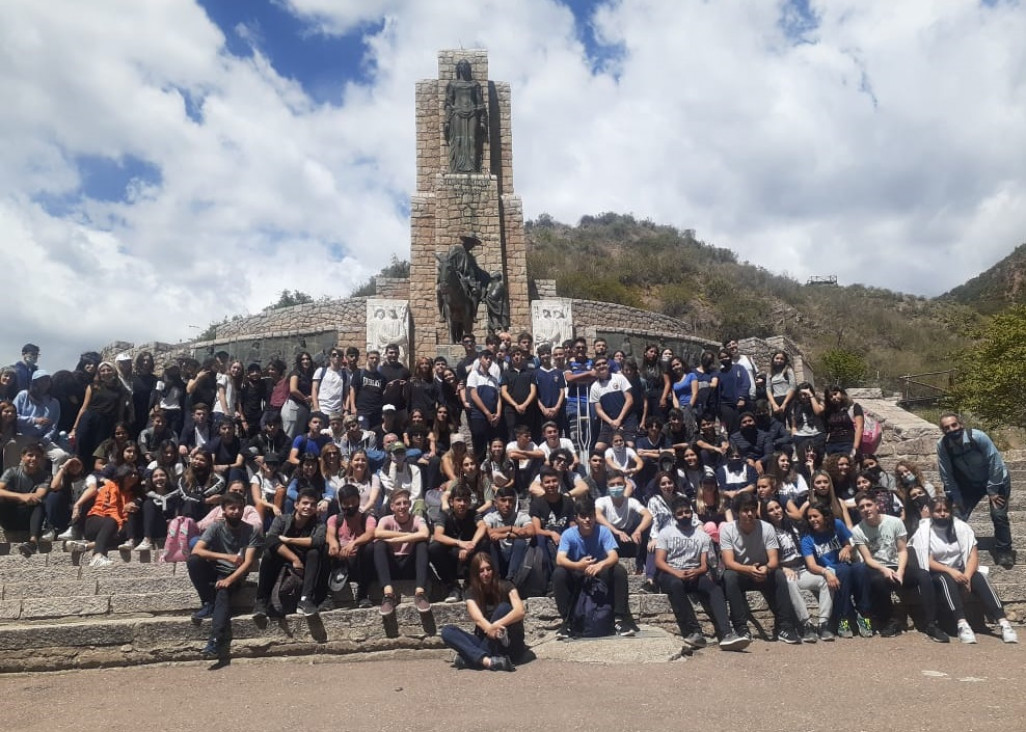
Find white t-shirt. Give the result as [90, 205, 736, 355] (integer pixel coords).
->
[596, 496, 645, 530]
[929, 526, 965, 569]
[540, 437, 576, 460]
[604, 446, 638, 471]
[851, 514, 907, 567]
[314, 366, 349, 415]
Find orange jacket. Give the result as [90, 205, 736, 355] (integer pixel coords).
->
[87, 479, 133, 529]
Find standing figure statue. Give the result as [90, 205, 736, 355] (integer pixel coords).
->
[484, 271, 510, 334]
[444, 60, 488, 174]
[437, 234, 489, 343]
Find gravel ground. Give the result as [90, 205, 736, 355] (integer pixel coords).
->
[2, 631, 1022, 732]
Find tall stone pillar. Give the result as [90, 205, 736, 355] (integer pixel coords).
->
[410, 50, 529, 360]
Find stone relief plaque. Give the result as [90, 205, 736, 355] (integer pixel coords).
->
[532, 299, 573, 350]
[367, 299, 410, 363]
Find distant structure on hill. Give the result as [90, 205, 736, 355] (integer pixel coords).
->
[806, 275, 838, 286]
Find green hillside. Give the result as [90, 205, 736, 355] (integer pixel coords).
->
[524, 213, 983, 391]
[942, 242, 1026, 315]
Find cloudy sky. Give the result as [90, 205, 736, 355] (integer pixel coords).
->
[2, 0, 1024, 368]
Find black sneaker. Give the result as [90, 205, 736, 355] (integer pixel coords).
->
[200, 640, 219, 658]
[17, 541, 37, 558]
[252, 599, 269, 621]
[191, 603, 215, 623]
[801, 622, 819, 644]
[718, 632, 751, 652]
[615, 618, 640, 637]
[298, 598, 319, 617]
[639, 579, 658, 594]
[489, 655, 516, 672]
[357, 596, 373, 609]
[444, 586, 463, 603]
[555, 623, 574, 640]
[683, 632, 708, 649]
[996, 551, 1015, 569]
[879, 619, 903, 638]
[778, 627, 801, 645]
[818, 623, 835, 642]
[924, 622, 950, 643]
[451, 653, 468, 670]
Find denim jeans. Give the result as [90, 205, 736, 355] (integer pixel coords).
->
[187, 555, 240, 643]
[953, 481, 1011, 553]
[440, 602, 525, 666]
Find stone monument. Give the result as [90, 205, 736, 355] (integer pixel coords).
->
[410, 50, 530, 359]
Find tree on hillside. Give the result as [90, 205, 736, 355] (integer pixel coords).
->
[818, 348, 868, 387]
[949, 305, 1026, 428]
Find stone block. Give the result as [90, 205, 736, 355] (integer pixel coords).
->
[0, 564, 82, 583]
[2, 578, 94, 600]
[20, 595, 110, 620]
[0, 599, 21, 620]
[81, 561, 177, 579]
[109, 591, 197, 615]
[94, 575, 195, 595]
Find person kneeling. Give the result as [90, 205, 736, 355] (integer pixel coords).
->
[187, 491, 262, 659]
[253, 487, 327, 618]
[656, 496, 749, 652]
[553, 496, 640, 639]
[441, 552, 524, 671]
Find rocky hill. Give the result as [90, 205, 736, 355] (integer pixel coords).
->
[524, 213, 985, 391]
[942, 242, 1026, 315]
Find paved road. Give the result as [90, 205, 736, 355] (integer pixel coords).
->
[2, 632, 1021, 732]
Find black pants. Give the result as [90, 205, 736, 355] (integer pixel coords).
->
[186, 555, 240, 643]
[332, 542, 376, 599]
[428, 539, 489, 586]
[0, 499, 38, 535]
[611, 514, 649, 572]
[931, 570, 1005, 623]
[722, 567, 796, 634]
[659, 572, 730, 638]
[257, 547, 324, 602]
[373, 541, 429, 590]
[84, 515, 123, 554]
[864, 563, 937, 626]
[552, 563, 631, 620]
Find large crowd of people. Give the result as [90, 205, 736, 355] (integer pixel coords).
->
[0, 334, 1017, 664]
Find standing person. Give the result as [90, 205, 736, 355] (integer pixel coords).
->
[639, 344, 672, 422]
[379, 343, 411, 417]
[564, 338, 597, 453]
[552, 496, 641, 639]
[404, 357, 440, 427]
[501, 347, 537, 439]
[655, 496, 747, 652]
[466, 350, 503, 462]
[238, 363, 268, 439]
[717, 347, 751, 434]
[790, 382, 825, 457]
[440, 552, 524, 671]
[910, 496, 1017, 644]
[69, 362, 131, 464]
[850, 491, 949, 642]
[936, 413, 1015, 568]
[130, 352, 157, 438]
[311, 349, 351, 419]
[724, 338, 757, 402]
[718, 493, 801, 644]
[187, 491, 262, 659]
[766, 351, 796, 426]
[589, 356, 635, 452]
[13, 344, 41, 393]
[282, 352, 315, 440]
[818, 387, 864, 457]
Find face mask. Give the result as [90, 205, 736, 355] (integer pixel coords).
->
[24, 354, 38, 365]
[728, 458, 743, 468]
[676, 517, 692, 530]
[912, 494, 929, 511]
[902, 473, 917, 486]
[720, 359, 732, 369]
[932, 516, 953, 529]
[342, 506, 359, 517]
[945, 428, 964, 443]
[608, 488, 626, 500]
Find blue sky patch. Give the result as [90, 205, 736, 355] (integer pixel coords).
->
[75, 154, 163, 203]
[558, 0, 626, 77]
[779, 0, 820, 44]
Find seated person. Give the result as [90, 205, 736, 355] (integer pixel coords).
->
[484, 485, 534, 581]
[373, 488, 431, 616]
[529, 466, 576, 565]
[662, 409, 693, 451]
[429, 485, 489, 603]
[0, 443, 49, 554]
[441, 552, 524, 671]
[187, 491, 262, 659]
[716, 444, 758, 501]
[635, 417, 671, 489]
[528, 448, 589, 498]
[250, 453, 287, 524]
[326, 484, 377, 609]
[505, 425, 544, 496]
[205, 420, 245, 482]
[718, 492, 800, 644]
[604, 431, 643, 482]
[553, 496, 640, 639]
[694, 414, 729, 470]
[538, 420, 578, 471]
[287, 411, 331, 468]
[252, 487, 327, 619]
[198, 479, 262, 532]
[852, 491, 949, 642]
[655, 496, 748, 652]
[178, 403, 212, 456]
[581, 449, 609, 499]
[66, 464, 141, 568]
[729, 412, 773, 476]
[138, 408, 177, 464]
[595, 471, 652, 576]
[244, 414, 291, 474]
[377, 442, 424, 516]
[910, 495, 1017, 644]
[754, 400, 793, 464]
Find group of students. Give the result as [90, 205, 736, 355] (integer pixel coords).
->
[0, 338, 1018, 666]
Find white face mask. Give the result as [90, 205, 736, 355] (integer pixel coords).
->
[23, 353, 38, 365]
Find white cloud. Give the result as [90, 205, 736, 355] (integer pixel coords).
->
[2, 0, 1024, 370]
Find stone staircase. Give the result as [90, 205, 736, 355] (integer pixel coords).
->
[1, 463, 1024, 673]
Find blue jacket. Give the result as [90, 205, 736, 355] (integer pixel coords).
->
[13, 389, 60, 442]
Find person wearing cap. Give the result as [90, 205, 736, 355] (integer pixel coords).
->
[13, 344, 40, 393]
[378, 442, 424, 516]
[373, 403, 401, 448]
[336, 413, 377, 463]
[13, 370, 69, 474]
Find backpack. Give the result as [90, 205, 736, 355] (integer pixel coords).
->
[162, 516, 199, 563]
[854, 405, 882, 455]
[272, 564, 303, 615]
[511, 544, 549, 599]
[572, 576, 615, 638]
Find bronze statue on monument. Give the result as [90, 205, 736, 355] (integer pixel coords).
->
[444, 60, 488, 174]
[436, 234, 490, 343]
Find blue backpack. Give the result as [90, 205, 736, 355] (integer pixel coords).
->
[573, 577, 615, 637]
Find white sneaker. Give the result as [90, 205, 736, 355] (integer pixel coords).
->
[40, 529, 57, 542]
[957, 625, 977, 644]
[56, 527, 76, 540]
[118, 540, 134, 551]
[65, 540, 89, 553]
[136, 539, 152, 552]
[1001, 625, 1018, 644]
[89, 554, 113, 568]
